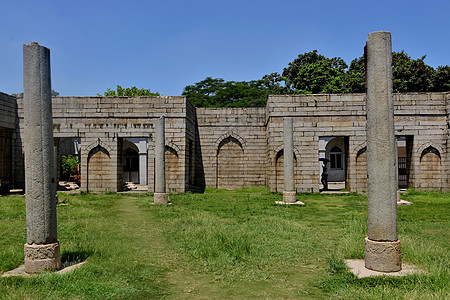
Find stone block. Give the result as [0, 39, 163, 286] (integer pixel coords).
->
[364, 238, 401, 272]
[24, 242, 61, 273]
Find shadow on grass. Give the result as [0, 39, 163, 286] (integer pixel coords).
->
[61, 249, 93, 263]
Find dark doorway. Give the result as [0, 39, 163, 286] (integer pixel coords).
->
[123, 148, 139, 183]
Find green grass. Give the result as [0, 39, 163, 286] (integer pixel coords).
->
[0, 188, 448, 299]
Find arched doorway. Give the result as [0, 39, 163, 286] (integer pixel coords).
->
[216, 136, 244, 189]
[87, 146, 111, 192]
[319, 136, 347, 191]
[356, 147, 367, 192]
[419, 146, 442, 190]
[165, 146, 179, 192]
[326, 140, 345, 182]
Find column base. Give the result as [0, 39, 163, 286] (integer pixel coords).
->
[154, 192, 168, 204]
[24, 242, 61, 273]
[364, 237, 401, 272]
[283, 191, 297, 203]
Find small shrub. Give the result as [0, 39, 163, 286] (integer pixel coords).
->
[61, 155, 80, 181]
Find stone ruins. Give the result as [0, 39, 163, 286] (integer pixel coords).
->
[0, 51, 448, 196]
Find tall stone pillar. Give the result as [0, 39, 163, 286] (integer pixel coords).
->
[283, 117, 296, 203]
[23, 42, 61, 273]
[154, 116, 168, 203]
[365, 31, 401, 272]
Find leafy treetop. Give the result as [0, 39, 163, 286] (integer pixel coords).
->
[98, 85, 160, 97]
[184, 50, 448, 107]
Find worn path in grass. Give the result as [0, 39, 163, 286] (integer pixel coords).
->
[120, 196, 326, 299]
[115, 196, 218, 299]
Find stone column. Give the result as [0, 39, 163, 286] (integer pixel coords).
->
[154, 116, 168, 203]
[365, 31, 401, 272]
[136, 139, 148, 185]
[23, 42, 61, 273]
[283, 117, 296, 203]
[139, 152, 148, 185]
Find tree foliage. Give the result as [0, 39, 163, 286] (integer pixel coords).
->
[282, 50, 349, 94]
[433, 65, 450, 92]
[61, 155, 79, 181]
[182, 75, 288, 108]
[392, 51, 436, 92]
[184, 49, 448, 107]
[98, 85, 160, 97]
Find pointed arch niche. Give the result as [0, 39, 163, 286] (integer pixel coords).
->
[87, 145, 111, 192]
[165, 145, 179, 192]
[419, 145, 442, 190]
[216, 135, 245, 189]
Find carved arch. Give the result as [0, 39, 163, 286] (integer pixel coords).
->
[215, 134, 245, 189]
[356, 146, 367, 159]
[354, 142, 367, 159]
[85, 138, 113, 154]
[165, 140, 181, 153]
[416, 141, 444, 158]
[273, 144, 301, 159]
[215, 132, 246, 151]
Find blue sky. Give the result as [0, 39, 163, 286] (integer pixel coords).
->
[1, 0, 449, 96]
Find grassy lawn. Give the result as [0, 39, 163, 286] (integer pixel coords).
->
[0, 188, 448, 299]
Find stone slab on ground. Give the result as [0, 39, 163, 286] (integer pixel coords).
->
[321, 190, 349, 194]
[119, 185, 149, 193]
[345, 259, 423, 278]
[9, 189, 24, 195]
[397, 200, 413, 206]
[275, 201, 305, 205]
[1, 261, 86, 278]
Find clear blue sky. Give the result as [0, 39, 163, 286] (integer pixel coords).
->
[1, 0, 449, 96]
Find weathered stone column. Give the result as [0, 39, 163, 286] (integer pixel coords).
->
[283, 117, 296, 203]
[365, 31, 401, 272]
[154, 116, 168, 203]
[23, 42, 61, 273]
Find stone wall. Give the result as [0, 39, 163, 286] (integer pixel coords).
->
[266, 92, 449, 192]
[0, 92, 17, 185]
[16, 96, 189, 192]
[195, 107, 266, 189]
[266, 94, 366, 192]
[11, 91, 449, 193]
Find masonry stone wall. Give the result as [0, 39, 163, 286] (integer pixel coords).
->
[266, 94, 366, 192]
[10, 91, 450, 193]
[0, 92, 17, 185]
[266, 92, 449, 192]
[16, 96, 188, 192]
[195, 107, 266, 189]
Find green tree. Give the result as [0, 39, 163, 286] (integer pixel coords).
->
[344, 51, 449, 93]
[392, 51, 436, 92]
[345, 56, 366, 93]
[183, 50, 449, 108]
[282, 50, 349, 94]
[182, 76, 285, 108]
[98, 85, 160, 97]
[433, 65, 450, 92]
